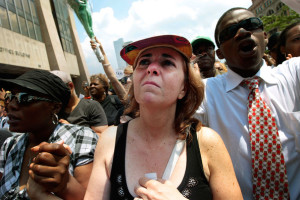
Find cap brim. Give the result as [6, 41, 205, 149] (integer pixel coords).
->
[0, 79, 48, 95]
[120, 35, 192, 66]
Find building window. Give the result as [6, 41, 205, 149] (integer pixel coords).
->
[264, 0, 272, 7]
[35, 23, 42, 40]
[52, 0, 75, 54]
[267, 9, 274, 16]
[18, 15, 28, 36]
[276, 2, 284, 11]
[27, 19, 34, 38]
[256, 8, 260, 14]
[8, 10, 19, 33]
[0, 6, 10, 29]
[0, 0, 42, 41]
[0, 0, 6, 7]
[256, 5, 264, 14]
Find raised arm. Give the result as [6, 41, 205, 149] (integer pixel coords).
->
[198, 127, 243, 200]
[91, 38, 127, 103]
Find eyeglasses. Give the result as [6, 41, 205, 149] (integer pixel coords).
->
[5, 92, 54, 104]
[119, 75, 132, 85]
[219, 17, 263, 45]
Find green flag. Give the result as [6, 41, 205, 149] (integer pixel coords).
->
[67, 0, 94, 38]
[67, 0, 103, 61]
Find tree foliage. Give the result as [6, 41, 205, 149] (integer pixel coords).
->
[261, 5, 300, 33]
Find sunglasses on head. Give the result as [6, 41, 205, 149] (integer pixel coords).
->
[219, 17, 263, 45]
[5, 92, 54, 105]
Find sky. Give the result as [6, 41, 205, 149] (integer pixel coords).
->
[74, 0, 252, 75]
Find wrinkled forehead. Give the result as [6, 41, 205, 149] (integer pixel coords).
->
[218, 9, 255, 33]
[138, 46, 182, 58]
[135, 46, 186, 67]
[134, 47, 186, 70]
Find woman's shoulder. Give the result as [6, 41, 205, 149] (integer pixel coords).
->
[99, 125, 118, 144]
[196, 127, 223, 150]
[96, 122, 130, 155]
[94, 125, 118, 155]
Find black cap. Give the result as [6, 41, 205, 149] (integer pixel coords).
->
[0, 69, 70, 109]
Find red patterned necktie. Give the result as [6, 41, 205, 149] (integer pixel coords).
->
[243, 77, 289, 200]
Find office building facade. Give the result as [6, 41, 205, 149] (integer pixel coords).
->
[249, 0, 286, 18]
[0, 0, 90, 93]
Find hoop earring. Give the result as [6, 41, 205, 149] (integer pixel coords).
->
[52, 113, 58, 125]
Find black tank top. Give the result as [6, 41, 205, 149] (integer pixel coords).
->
[110, 122, 212, 200]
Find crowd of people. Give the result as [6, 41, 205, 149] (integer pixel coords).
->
[0, 6, 299, 200]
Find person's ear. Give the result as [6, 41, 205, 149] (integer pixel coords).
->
[68, 82, 74, 90]
[178, 83, 187, 100]
[280, 45, 286, 55]
[52, 102, 62, 114]
[263, 31, 268, 49]
[216, 49, 224, 59]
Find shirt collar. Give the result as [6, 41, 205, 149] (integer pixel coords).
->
[224, 60, 277, 93]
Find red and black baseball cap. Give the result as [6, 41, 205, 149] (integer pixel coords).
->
[120, 35, 192, 66]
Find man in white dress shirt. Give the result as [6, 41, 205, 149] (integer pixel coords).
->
[195, 7, 300, 200]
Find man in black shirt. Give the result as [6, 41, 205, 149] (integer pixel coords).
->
[51, 70, 108, 135]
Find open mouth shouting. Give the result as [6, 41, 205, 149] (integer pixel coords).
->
[238, 39, 257, 57]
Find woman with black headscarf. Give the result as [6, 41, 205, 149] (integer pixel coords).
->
[0, 69, 98, 200]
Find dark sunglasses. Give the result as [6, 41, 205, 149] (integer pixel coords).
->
[219, 17, 263, 45]
[5, 92, 54, 104]
[119, 75, 132, 85]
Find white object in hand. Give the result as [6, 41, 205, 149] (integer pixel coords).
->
[145, 172, 157, 180]
[91, 37, 104, 62]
